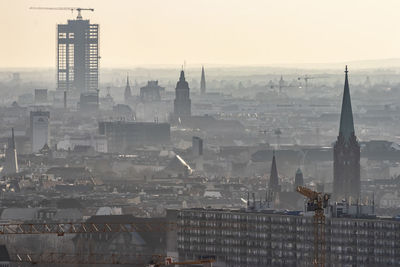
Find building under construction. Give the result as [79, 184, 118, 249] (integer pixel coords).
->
[57, 12, 99, 93]
[168, 202, 399, 267]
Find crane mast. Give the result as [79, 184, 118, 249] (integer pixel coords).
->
[296, 185, 330, 267]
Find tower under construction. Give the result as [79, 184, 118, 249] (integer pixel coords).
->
[57, 14, 99, 93]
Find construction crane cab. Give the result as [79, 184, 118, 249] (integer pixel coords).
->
[296, 186, 330, 267]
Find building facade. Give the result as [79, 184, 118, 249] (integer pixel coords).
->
[57, 17, 99, 92]
[333, 66, 360, 201]
[171, 207, 399, 267]
[98, 121, 170, 153]
[140, 80, 164, 102]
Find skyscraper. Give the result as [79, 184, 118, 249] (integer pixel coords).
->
[124, 75, 132, 103]
[30, 111, 50, 153]
[269, 152, 280, 193]
[3, 128, 18, 175]
[333, 66, 360, 201]
[174, 70, 191, 117]
[200, 66, 206, 95]
[57, 15, 99, 93]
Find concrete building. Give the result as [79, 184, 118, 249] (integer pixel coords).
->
[98, 121, 170, 153]
[34, 89, 48, 104]
[2, 128, 18, 175]
[169, 203, 398, 267]
[30, 111, 50, 153]
[140, 80, 164, 102]
[79, 91, 99, 112]
[192, 136, 203, 157]
[174, 70, 191, 118]
[333, 66, 360, 201]
[57, 14, 99, 92]
[0, 245, 10, 267]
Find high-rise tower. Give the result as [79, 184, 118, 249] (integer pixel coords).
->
[124, 75, 132, 103]
[174, 70, 191, 117]
[269, 152, 281, 193]
[57, 15, 99, 92]
[3, 128, 18, 175]
[333, 66, 360, 202]
[200, 66, 206, 95]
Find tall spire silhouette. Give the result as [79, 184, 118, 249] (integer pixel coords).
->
[269, 151, 280, 193]
[200, 66, 206, 95]
[338, 65, 355, 142]
[3, 128, 18, 175]
[124, 74, 132, 103]
[333, 66, 360, 202]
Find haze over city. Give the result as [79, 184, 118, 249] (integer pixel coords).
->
[1, 0, 400, 266]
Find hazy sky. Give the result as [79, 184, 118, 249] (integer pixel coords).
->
[2, 0, 400, 68]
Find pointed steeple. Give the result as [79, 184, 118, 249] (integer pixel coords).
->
[339, 65, 355, 142]
[3, 128, 18, 175]
[124, 74, 132, 101]
[200, 66, 206, 95]
[269, 151, 280, 192]
[180, 70, 185, 81]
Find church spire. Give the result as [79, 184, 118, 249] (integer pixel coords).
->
[339, 65, 355, 142]
[124, 74, 132, 101]
[269, 151, 280, 192]
[200, 66, 206, 95]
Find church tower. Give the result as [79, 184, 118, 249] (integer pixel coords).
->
[269, 152, 281, 193]
[200, 66, 206, 95]
[333, 66, 360, 202]
[174, 70, 191, 117]
[124, 75, 132, 103]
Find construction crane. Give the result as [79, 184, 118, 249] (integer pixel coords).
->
[30, 7, 94, 20]
[13, 252, 214, 266]
[296, 186, 330, 267]
[297, 75, 327, 89]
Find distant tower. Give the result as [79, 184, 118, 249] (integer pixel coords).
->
[269, 151, 281, 193]
[333, 66, 360, 202]
[124, 75, 132, 103]
[278, 75, 284, 93]
[294, 168, 304, 190]
[200, 66, 206, 95]
[3, 128, 18, 175]
[57, 14, 99, 92]
[174, 70, 191, 117]
[30, 111, 50, 153]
